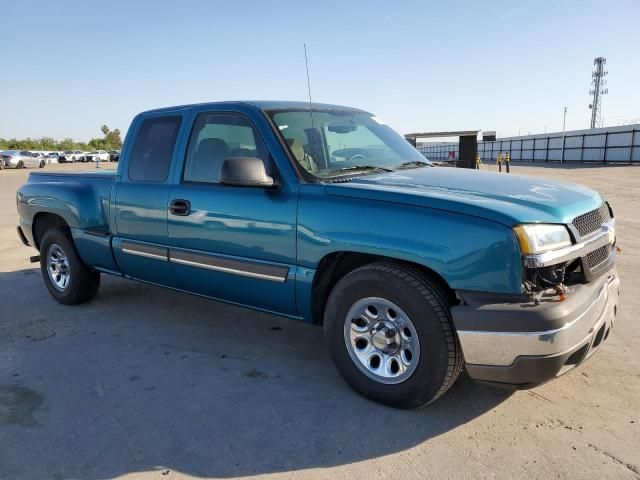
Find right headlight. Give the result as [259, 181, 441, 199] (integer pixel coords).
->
[513, 224, 572, 255]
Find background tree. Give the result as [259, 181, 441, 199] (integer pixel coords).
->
[88, 125, 122, 150]
[0, 125, 122, 152]
[104, 128, 122, 150]
[58, 138, 77, 151]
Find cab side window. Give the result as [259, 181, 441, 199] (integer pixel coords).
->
[128, 116, 182, 182]
[183, 112, 269, 184]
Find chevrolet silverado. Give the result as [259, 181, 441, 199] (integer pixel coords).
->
[16, 101, 620, 408]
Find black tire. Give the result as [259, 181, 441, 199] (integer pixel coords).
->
[39, 228, 100, 305]
[17, 161, 24, 169]
[39, 160, 45, 168]
[324, 262, 463, 409]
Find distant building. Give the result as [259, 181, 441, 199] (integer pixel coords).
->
[482, 131, 496, 142]
[418, 124, 640, 164]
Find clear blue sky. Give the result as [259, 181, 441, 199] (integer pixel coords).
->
[2, 0, 639, 141]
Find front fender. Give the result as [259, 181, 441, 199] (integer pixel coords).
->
[298, 186, 522, 295]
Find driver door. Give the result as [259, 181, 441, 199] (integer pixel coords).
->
[167, 110, 298, 316]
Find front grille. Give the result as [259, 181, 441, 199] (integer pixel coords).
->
[572, 204, 611, 238]
[586, 245, 611, 269]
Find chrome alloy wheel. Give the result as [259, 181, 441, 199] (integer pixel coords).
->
[47, 243, 70, 291]
[344, 297, 420, 384]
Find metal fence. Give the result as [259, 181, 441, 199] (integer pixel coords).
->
[417, 142, 459, 159]
[417, 124, 640, 164]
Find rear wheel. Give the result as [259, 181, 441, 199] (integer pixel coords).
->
[39, 228, 100, 305]
[324, 262, 463, 409]
[39, 160, 45, 168]
[17, 161, 24, 169]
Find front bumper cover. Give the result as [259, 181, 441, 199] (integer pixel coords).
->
[452, 267, 620, 387]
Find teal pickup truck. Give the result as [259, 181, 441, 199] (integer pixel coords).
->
[16, 101, 620, 408]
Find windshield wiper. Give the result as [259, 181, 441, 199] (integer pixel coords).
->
[327, 165, 394, 176]
[395, 160, 431, 170]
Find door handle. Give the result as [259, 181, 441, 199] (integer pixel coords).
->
[170, 199, 191, 216]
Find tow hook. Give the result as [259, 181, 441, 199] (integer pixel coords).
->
[29, 255, 40, 264]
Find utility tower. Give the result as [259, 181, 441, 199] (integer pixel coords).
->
[588, 57, 608, 129]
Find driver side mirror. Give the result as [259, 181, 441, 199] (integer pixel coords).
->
[219, 157, 276, 188]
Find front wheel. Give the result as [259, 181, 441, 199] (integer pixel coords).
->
[39, 228, 100, 305]
[324, 262, 463, 409]
[39, 160, 45, 168]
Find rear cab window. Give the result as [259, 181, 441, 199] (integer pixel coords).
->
[128, 115, 182, 182]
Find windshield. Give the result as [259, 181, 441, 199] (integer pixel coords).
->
[268, 109, 431, 180]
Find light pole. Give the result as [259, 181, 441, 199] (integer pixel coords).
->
[561, 106, 567, 164]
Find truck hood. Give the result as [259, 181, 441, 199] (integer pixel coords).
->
[324, 166, 603, 226]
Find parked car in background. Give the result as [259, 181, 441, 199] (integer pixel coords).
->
[58, 150, 84, 163]
[1, 150, 45, 168]
[107, 150, 120, 162]
[80, 151, 110, 162]
[58, 151, 73, 163]
[31, 152, 49, 167]
[46, 152, 59, 164]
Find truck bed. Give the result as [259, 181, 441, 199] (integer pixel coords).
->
[18, 169, 117, 236]
[17, 169, 119, 273]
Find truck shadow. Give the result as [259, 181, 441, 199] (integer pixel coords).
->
[0, 269, 512, 479]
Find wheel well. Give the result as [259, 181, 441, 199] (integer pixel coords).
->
[311, 252, 456, 325]
[32, 213, 70, 251]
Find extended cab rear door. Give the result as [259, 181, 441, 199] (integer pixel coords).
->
[111, 110, 186, 286]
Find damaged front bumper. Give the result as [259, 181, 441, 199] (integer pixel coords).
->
[452, 267, 620, 387]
